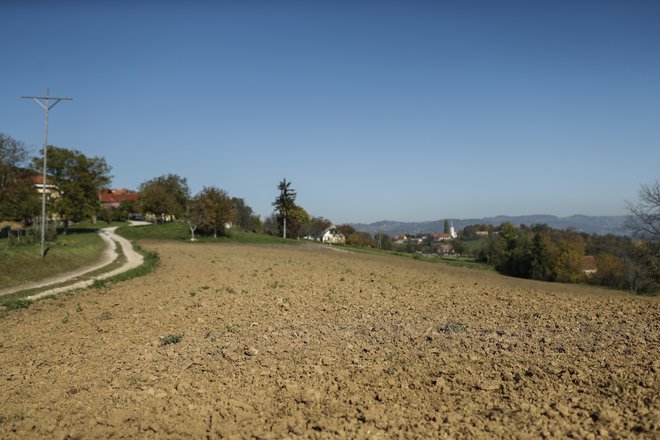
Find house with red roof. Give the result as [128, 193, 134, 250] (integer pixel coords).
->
[99, 189, 139, 210]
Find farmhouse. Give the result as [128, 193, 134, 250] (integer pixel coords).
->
[321, 225, 346, 244]
[32, 175, 59, 199]
[583, 255, 598, 276]
[99, 189, 139, 210]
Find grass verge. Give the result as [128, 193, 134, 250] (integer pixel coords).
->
[116, 222, 291, 244]
[0, 241, 160, 318]
[0, 229, 106, 290]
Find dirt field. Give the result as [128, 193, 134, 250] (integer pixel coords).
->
[1, 242, 658, 438]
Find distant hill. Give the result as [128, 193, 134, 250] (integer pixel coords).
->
[350, 215, 628, 236]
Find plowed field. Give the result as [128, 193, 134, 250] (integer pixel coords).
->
[1, 242, 658, 438]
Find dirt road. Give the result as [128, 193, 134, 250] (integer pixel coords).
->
[0, 242, 657, 438]
[0, 226, 144, 300]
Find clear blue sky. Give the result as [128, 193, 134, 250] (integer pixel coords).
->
[2, 1, 659, 223]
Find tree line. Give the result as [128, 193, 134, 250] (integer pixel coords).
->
[2, 132, 658, 294]
[476, 221, 659, 294]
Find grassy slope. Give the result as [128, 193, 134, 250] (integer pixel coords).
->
[0, 229, 107, 290]
[116, 222, 290, 244]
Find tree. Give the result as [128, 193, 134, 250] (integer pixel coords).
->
[443, 219, 450, 234]
[286, 204, 311, 239]
[347, 232, 374, 247]
[337, 224, 356, 238]
[272, 178, 296, 238]
[530, 231, 556, 281]
[195, 186, 234, 238]
[451, 239, 468, 256]
[304, 216, 332, 240]
[33, 146, 111, 231]
[0, 133, 39, 223]
[139, 174, 189, 222]
[627, 181, 660, 244]
[553, 235, 585, 283]
[374, 232, 392, 250]
[232, 197, 260, 232]
[627, 182, 660, 290]
[262, 213, 279, 236]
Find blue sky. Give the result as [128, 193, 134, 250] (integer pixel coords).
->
[2, 1, 659, 223]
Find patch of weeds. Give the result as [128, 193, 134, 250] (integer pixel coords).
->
[0, 413, 24, 425]
[185, 303, 202, 310]
[160, 333, 183, 346]
[189, 291, 197, 297]
[200, 285, 210, 290]
[0, 298, 32, 315]
[442, 321, 467, 333]
[224, 324, 237, 333]
[62, 314, 70, 324]
[384, 352, 395, 362]
[92, 279, 107, 290]
[384, 367, 396, 375]
[76, 303, 83, 313]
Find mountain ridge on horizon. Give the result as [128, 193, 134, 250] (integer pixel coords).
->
[349, 214, 628, 236]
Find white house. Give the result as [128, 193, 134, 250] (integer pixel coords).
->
[322, 225, 346, 244]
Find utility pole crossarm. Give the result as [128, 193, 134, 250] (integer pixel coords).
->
[21, 96, 72, 111]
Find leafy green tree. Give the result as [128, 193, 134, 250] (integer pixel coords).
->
[337, 224, 356, 238]
[272, 178, 296, 238]
[347, 232, 374, 247]
[286, 204, 310, 239]
[592, 253, 625, 288]
[232, 197, 260, 232]
[451, 240, 468, 256]
[443, 220, 450, 234]
[0, 134, 39, 223]
[262, 213, 279, 236]
[531, 231, 556, 281]
[139, 174, 189, 222]
[33, 146, 111, 231]
[195, 186, 235, 238]
[553, 235, 585, 283]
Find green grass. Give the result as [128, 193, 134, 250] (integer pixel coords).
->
[0, 229, 106, 290]
[0, 241, 160, 318]
[463, 238, 487, 253]
[116, 221, 290, 244]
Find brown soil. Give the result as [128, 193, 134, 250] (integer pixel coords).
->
[1, 242, 658, 439]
